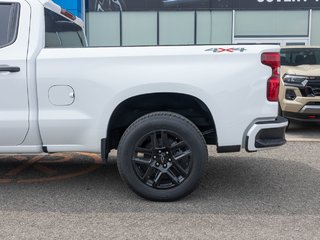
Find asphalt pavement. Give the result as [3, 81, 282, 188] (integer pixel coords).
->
[286, 121, 320, 142]
[0, 124, 319, 240]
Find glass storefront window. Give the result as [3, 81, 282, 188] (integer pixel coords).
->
[235, 11, 309, 37]
[85, 10, 233, 47]
[159, 11, 195, 45]
[197, 11, 232, 44]
[86, 12, 120, 46]
[85, 8, 316, 47]
[311, 11, 320, 46]
[122, 12, 157, 46]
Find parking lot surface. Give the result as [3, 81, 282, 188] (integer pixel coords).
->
[0, 126, 319, 240]
[286, 121, 320, 142]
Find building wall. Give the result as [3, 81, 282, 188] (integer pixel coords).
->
[85, 10, 317, 47]
[53, 0, 320, 47]
[86, 11, 235, 46]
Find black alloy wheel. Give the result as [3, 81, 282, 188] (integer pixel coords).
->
[132, 130, 193, 190]
[117, 112, 208, 201]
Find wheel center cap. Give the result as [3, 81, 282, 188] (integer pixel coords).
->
[160, 154, 165, 164]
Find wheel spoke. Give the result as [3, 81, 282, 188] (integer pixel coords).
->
[132, 157, 151, 165]
[170, 140, 186, 150]
[166, 169, 179, 185]
[172, 161, 188, 177]
[151, 133, 158, 149]
[153, 170, 163, 187]
[135, 147, 152, 154]
[160, 131, 169, 148]
[142, 166, 153, 181]
[173, 149, 192, 161]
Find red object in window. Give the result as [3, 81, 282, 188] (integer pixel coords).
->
[261, 52, 280, 102]
[61, 9, 76, 21]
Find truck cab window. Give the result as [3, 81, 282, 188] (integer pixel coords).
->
[0, 3, 19, 48]
[45, 8, 86, 48]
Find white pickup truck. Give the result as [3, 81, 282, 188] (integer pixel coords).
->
[0, 0, 288, 201]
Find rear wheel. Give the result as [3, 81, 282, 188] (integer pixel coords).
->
[117, 112, 208, 201]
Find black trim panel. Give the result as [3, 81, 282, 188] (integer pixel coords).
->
[217, 145, 241, 153]
[255, 116, 288, 125]
[42, 146, 48, 153]
[283, 111, 320, 122]
[255, 127, 286, 148]
[101, 138, 109, 164]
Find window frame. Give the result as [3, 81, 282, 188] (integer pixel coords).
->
[0, 2, 20, 49]
[44, 8, 86, 48]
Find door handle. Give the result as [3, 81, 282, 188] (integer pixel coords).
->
[0, 66, 20, 73]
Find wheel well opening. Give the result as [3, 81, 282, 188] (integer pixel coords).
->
[106, 93, 217, 150]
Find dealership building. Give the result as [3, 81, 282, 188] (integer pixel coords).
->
[54, 0, 320, 47]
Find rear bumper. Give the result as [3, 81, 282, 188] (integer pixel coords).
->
[300, 105, 320, 114]
[246, 117, 288, 152]
[283, 111, 320, 122]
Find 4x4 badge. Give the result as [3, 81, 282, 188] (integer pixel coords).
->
[205, 47, 247, 53]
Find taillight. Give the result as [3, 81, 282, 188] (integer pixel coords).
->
[261, 52, 280, 102]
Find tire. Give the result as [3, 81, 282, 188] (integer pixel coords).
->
[278, 104, 290, 130]
[117, 112, 208, 201]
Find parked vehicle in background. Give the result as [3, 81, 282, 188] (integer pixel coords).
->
[279, 46, 320, 122]
[0, 0, 287, 201]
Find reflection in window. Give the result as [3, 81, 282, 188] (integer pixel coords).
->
[0, 3, 19, 48]
[45, 9, 86, 48]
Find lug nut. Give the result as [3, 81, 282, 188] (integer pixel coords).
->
[163, 164, 167, 168]
[153, 156, 156, 159]
[166, 151, 169, 155]
[168, 158, 172, 162]
[156, 163, 160, 167]
[158, 150, 161, 153]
